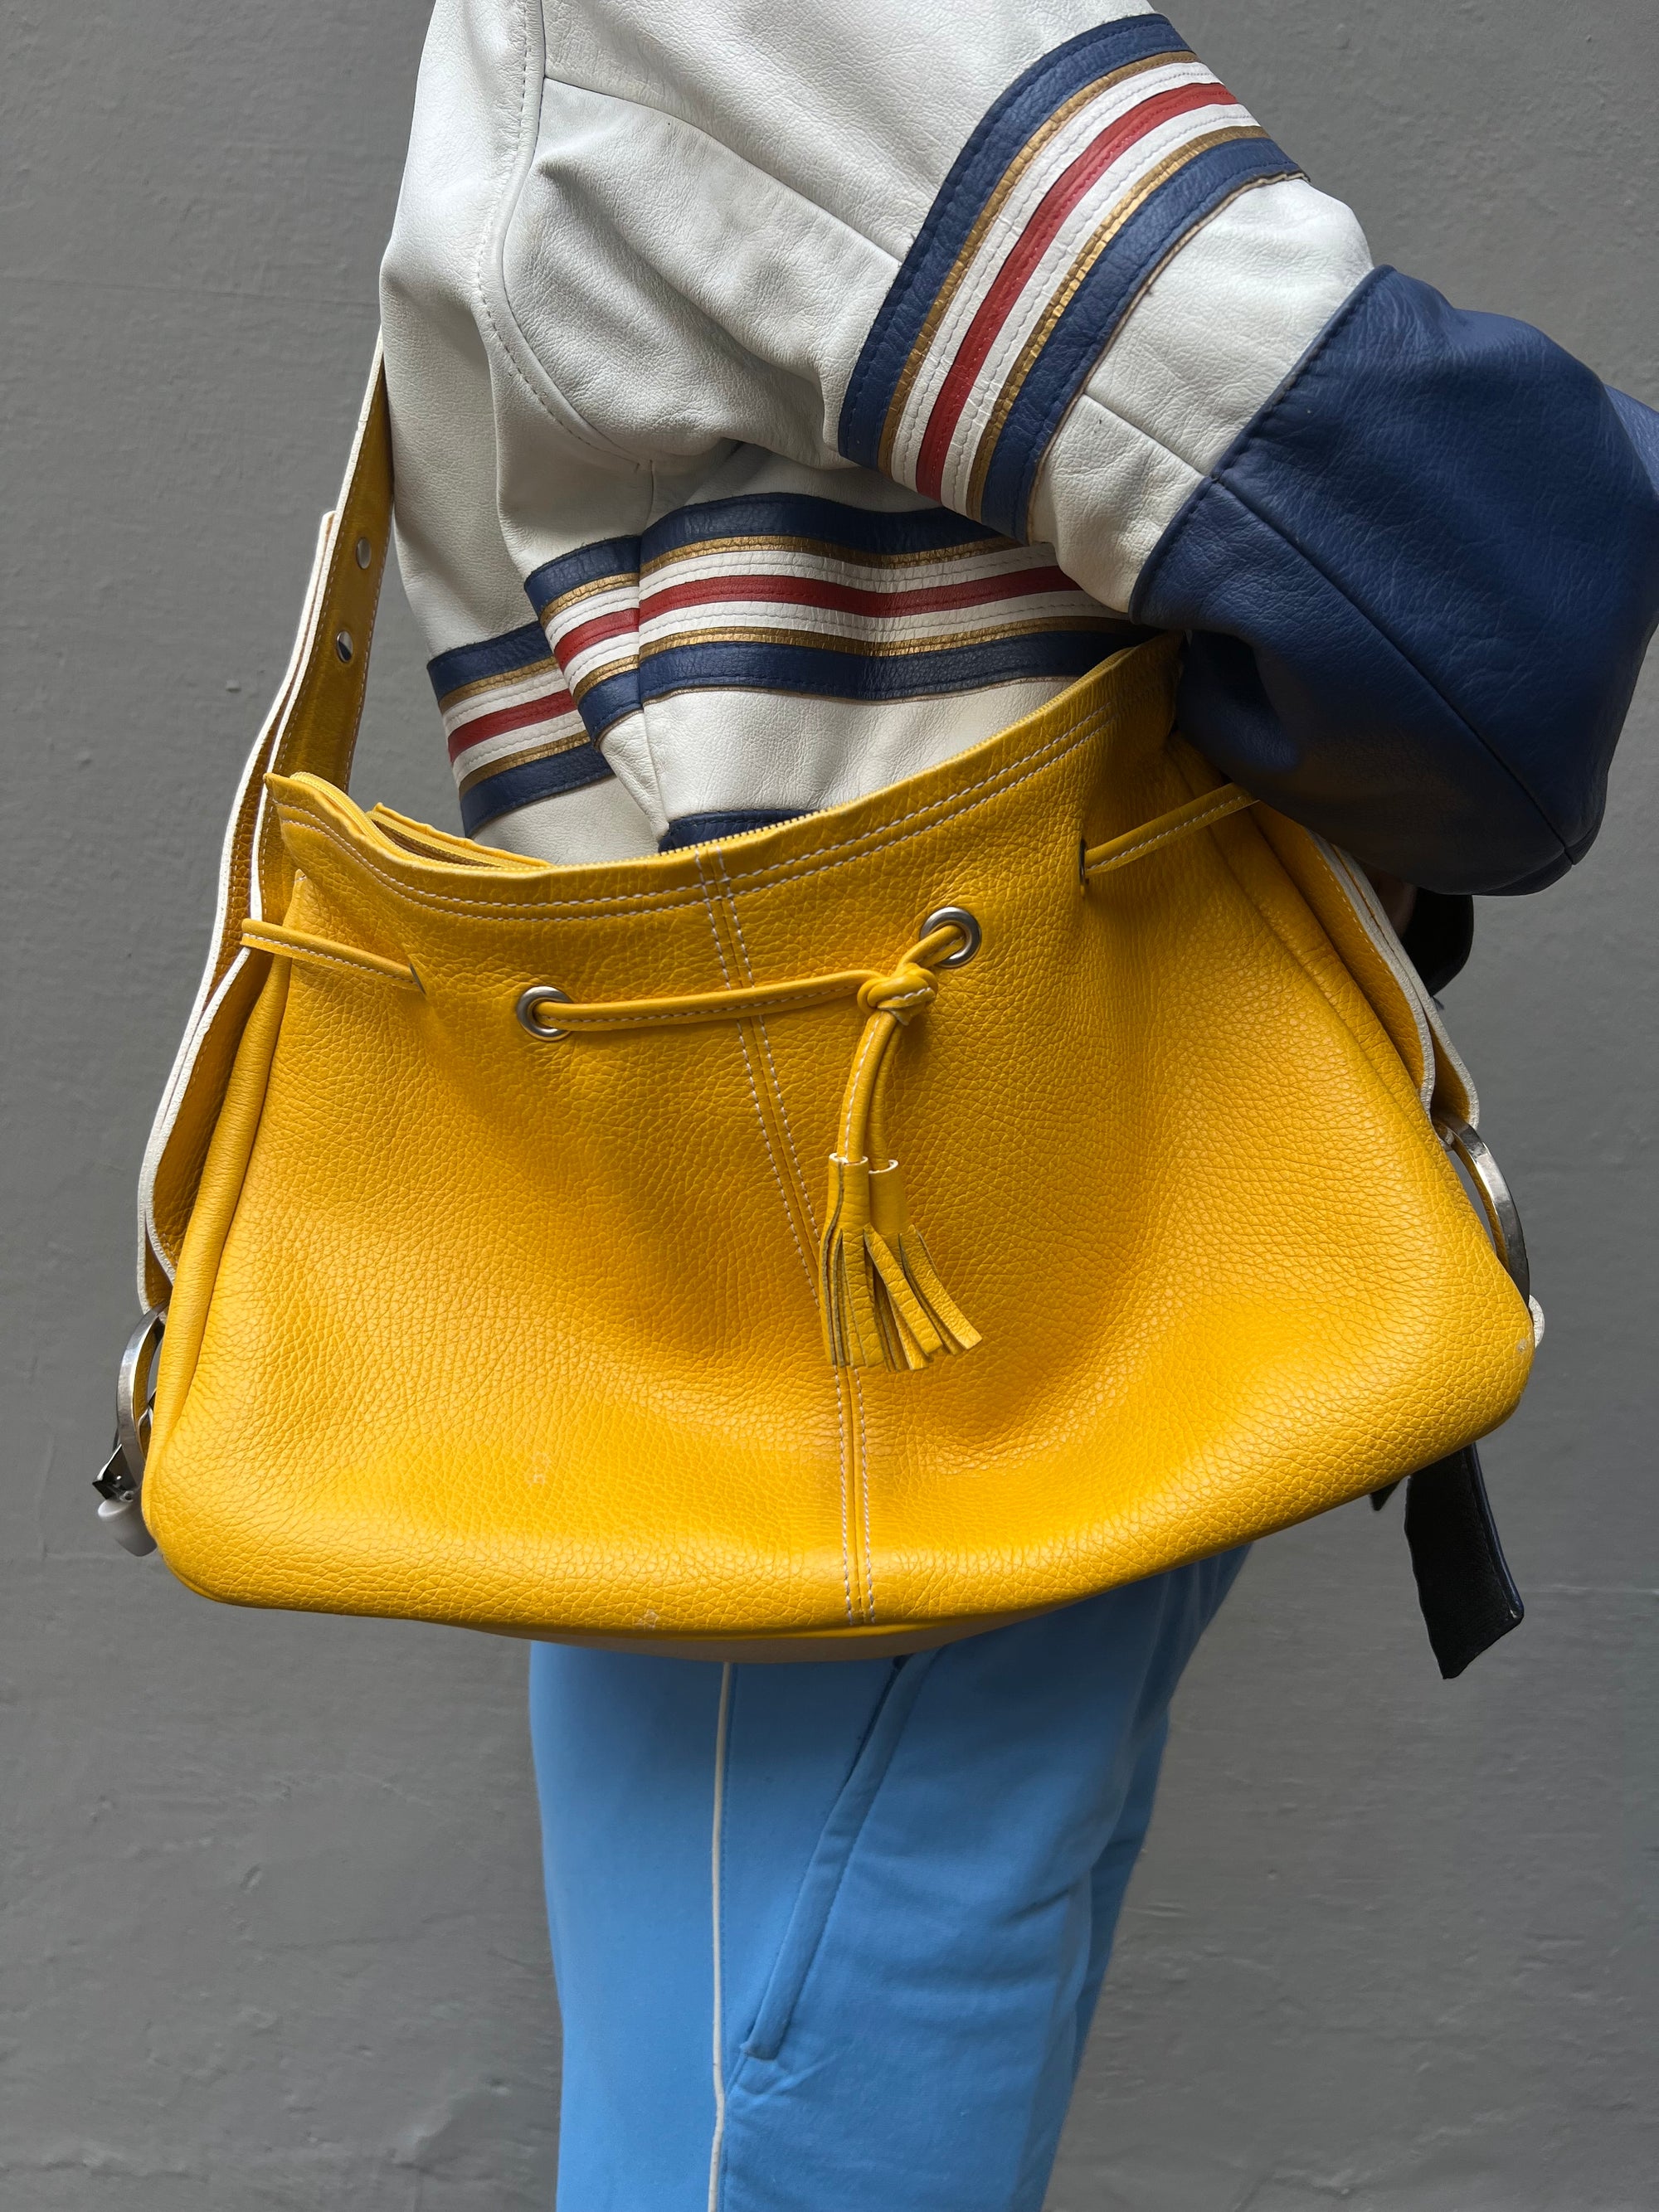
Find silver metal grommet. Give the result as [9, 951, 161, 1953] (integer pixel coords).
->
[334, 630, 354, 663]
[516, 983, 572, 1040]
[918, 905, 981, 969]
[354, 536, 373, 570]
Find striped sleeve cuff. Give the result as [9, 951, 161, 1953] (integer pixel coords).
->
[427, 622, 616, 838]
[838, 13, 1300, 542]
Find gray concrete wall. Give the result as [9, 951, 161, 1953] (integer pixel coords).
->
[2, 2, 1653, 2204]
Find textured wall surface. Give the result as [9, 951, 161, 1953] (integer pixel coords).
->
[2, 2, 1654, 2206]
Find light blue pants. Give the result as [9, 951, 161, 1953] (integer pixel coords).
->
[530, 1549, 1244, 2212]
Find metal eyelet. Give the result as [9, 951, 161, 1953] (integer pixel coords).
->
[918, 905, 981, 969]
[334, 630, 355, 664]
[354, 536, 373, 571]
[516, 984, 572, 1040]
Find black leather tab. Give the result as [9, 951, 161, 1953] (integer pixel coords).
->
[1399, 889, 1475, 997]
[1401, 1446, 1524, 1679]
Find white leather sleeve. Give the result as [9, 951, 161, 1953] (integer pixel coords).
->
[382, 0, 1371, 857]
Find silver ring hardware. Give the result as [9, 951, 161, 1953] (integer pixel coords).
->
[354, 535, 373, 570]
[334, 629, 355, 664]
[93, 1307, 167, 1556]
[1435, 1114, 1530, 1302]
[516, 983, 573, 1040]
[115, 1306, 167, 1482]
[918, 905, 982, 969]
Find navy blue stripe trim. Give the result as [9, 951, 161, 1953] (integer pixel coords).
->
[574, 666, 645, 741]
[839, 14, 1191, 468]
[640, 493, 1004, 559]
[977, 134, 1298, 537]
[458, 743, 615, 835]
[635, 630, 1139, 707]
[524, 536, 640, 618]
[658, 809, 806, 852]
[427, 621, 557, 703]
[523, 500, 1007, 610]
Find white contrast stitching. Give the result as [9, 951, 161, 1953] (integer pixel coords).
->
[833, 1375, 854, 1627]
[716, 852, 850, 1625]
[698, 858, 850, 1623]
[1084, 790, 1251, 875]
[718, 855, 820, 1223]
[544, 985, 856, 1029]
[854, 1372, 876, 1623]
[471, 0, 640, 465]
[693, 852, 817, 1298]
[270, 649, 1175, 925]
[707, 1662, 733, 2212]
[242, 932, 412, 987]
[839, 1018, 888, 1156]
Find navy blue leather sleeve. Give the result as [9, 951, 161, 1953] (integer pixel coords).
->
[1610, 385, 1659, 491]
[1131, 268, 1659, 894]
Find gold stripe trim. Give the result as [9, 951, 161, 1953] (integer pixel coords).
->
[964, 124, 1267, 518]
[877, 46, 1192, 478]
[638, 531, 1026, 577]
[537, 570, 641, 624]
[1012, 168, 1298, 533]
[635, 614, 1125, 659]
[438, 656, 562, 712]
[566, 649, 646, 703]
[456, 728, 594, 797]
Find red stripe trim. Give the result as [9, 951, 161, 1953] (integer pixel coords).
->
[446, 690, 579, 762]
[554, 605, 640, 663]
[640, 566, 1083, 621]
[914, 78, 1236, 500]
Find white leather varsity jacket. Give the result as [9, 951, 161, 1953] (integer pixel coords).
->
[380, 1, 1659, 896]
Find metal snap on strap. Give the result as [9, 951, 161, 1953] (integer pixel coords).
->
[516, 984, 572, 1040]
[334, 630, 355, 664]
[918, 906, 981, 969]
[353, 536, 373, 570]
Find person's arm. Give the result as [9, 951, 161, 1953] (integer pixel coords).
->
[382, 1, 1659, 882]
[1131, 275, 1659, 894]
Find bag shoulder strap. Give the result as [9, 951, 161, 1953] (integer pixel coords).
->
[255, 348, 393, 907]
[134, 348, 392, 1307]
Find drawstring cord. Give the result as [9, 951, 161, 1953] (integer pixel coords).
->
[519, 919, 980, 1373]
[246, 784, 1256, 1375]
[819, 926, 981, 1372]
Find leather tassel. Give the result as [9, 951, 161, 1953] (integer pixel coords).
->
[866, 1159, 980, 1369]
[820, 1154, 890, 1369]
[817, 941, 980, 1372]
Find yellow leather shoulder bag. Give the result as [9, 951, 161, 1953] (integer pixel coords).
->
[98, 356, 1539, 1666]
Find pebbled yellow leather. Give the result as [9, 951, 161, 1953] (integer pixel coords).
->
[137, 360, 1535, 1658]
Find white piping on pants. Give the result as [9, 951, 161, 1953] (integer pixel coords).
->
[707, 1662, 735, 2212]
